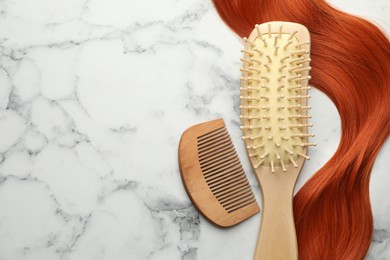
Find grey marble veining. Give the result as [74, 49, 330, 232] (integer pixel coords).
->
[0, 0, 388, 259]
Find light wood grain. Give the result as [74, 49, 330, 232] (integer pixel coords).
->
[178, 118, 260, 228]
[241, 21, 312, 260]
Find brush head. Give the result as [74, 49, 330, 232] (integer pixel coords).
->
[178, 119, 259, 227]
[240, 22, 315, 173]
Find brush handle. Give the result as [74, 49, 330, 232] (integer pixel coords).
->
[254, 169, 299, 260]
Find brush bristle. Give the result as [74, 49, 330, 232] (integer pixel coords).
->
[240, 22, 315, 172]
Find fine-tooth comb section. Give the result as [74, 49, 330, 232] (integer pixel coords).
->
[178, 119, 260, 227]
[197, 125, 256, 213]
[240, 23, 316, 172]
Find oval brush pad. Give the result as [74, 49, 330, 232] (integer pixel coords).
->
[240, 22, 316, 260]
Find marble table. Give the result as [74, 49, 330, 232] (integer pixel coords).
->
[0, 0, 388, 259]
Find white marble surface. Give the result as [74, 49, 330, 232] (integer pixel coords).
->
[0, 0, 388, 259]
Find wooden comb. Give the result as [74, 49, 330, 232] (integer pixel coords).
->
[178, 118, 259, 227]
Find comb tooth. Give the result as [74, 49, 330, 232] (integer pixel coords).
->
[210, 171, 246, 192]
[225, 195, 256, 213]
[207, 168, 243, 186]
[214, 180, 249, 199]
[198, 140, 231, 157]
[265, 55, 272, 63]
[202, 156, 241, 176]
[200, 145, 238, 167]
[200, 150, 237, 170]
[201, 154, 240, 176]
[198, 137, 232, 158]
[198, 132, 230, 151]
[270, 160, 275, 173]
[205, 164, 242, 183]
[226, 195, 256, 213]
[198, 139, 232, 159]
[206, 157, 242, 179]
[197, 126, 225, 141]
[218, 186, 252, 203]
[197, 128, 227, 146]
[274, 36, 278, 47]
[212, 178, 248, 197]
[218, 184, 251, 202]
[209, 173, 246, 190]
[222, 187, 254, 206]
[204, 161, 242, 180]
[226, 197, 257, 213]
[205, 164, 242, 182]
[181, 119, 259, 224]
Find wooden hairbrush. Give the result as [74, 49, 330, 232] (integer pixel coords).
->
[178, 118, 259, 227]
[240, 22, 315, 259]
